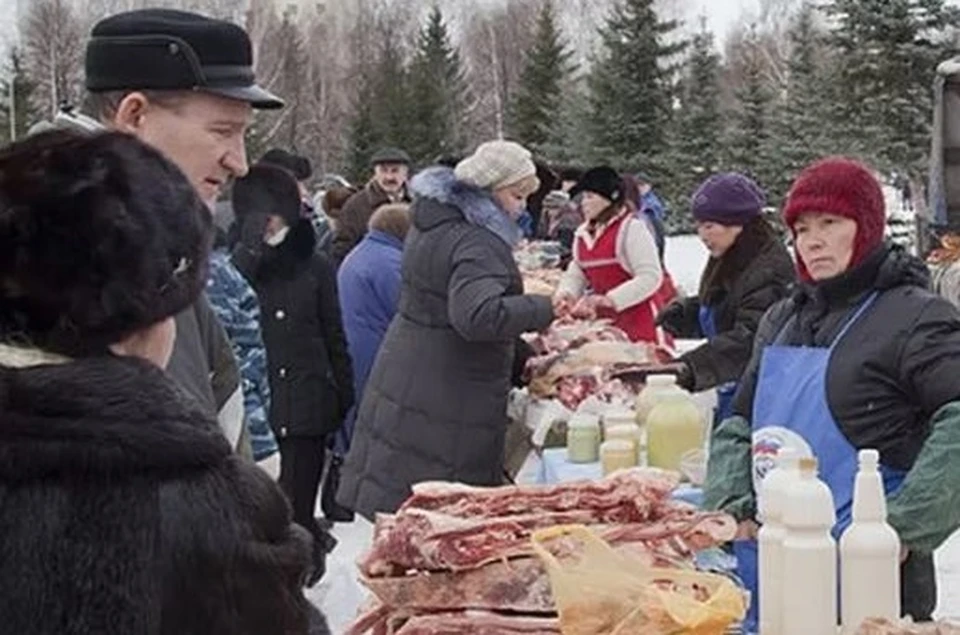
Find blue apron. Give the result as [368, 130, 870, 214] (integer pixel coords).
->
[734, 292, 907, 632]
[698, 305, 737, 426]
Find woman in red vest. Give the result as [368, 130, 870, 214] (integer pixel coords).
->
[555, 166, 675, 345]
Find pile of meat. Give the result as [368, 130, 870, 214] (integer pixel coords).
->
[524, 319, 673, 409]
[345, 468, 736, 634]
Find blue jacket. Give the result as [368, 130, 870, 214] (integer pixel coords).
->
[206, 250, 278, 461]
[640, 190, 666, 222]
[335, 230, 404, 453]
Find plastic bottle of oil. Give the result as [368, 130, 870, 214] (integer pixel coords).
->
[840, 449, 900, 634]
[645, 381, 705, 472]
[758, 449, 799, 635]
[781, 457, 837, 635]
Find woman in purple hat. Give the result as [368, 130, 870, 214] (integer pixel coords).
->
[656, 172, 794, 425]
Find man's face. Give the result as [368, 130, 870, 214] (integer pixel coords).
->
[374, 162, 409, 195]
[112, 91, 253, 208]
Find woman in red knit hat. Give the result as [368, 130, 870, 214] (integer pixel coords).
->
[704, 157, 960, 627]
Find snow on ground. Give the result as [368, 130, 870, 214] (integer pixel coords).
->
[665, 233, 710, 296]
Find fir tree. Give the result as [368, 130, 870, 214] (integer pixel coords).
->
[588, 0, 686, 170]
[537, 79, 595, 165]
[667, 22, 724, 215]
[509, 0, 576, 155]
[370, 37, 412, 153]
[825, 0, 960, 177]
[345, 35, 411, 181]
[726, 26, 774, 192]
[345, 79, 382, 183]
[406, 6, 467, 166]
[767, 3, 836, 203]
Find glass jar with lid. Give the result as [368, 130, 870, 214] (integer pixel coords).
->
[566, 413, 601, 463]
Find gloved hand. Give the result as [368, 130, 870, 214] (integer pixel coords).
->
[655, 300, 685, 337]
[675, 361, 695, 391]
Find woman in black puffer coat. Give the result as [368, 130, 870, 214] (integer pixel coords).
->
[338, 141, 558, 520]
[232, 165, 354, 586]
[657, 173, 794, 425]
[0, 131, 320, 634]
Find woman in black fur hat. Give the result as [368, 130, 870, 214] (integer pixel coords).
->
[231, 164, 354, 587]
[0, 131, 324, 633]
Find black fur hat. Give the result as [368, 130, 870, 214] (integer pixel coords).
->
[569, 165, 625, 204]
[232, 164, 302, 226]
[259, 148, 312, 182]
[0, 130, 212, 357]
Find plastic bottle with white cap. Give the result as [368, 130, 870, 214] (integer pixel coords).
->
[781, 456, 837, 635]
[840, 449, 901, 634]
[757, 448, 800, 635]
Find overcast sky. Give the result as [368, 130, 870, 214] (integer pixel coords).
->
[0, 0, 764, 55]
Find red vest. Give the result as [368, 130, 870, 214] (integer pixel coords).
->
[574, 212, 676, 346]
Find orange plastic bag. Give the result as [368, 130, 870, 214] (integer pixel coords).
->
[531, 525, 746, 635]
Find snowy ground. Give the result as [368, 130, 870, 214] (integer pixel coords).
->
[310, 231, 960, 632]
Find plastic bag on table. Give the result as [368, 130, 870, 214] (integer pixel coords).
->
[531, 525, 745, 635]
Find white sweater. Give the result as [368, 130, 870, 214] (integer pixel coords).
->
[556, 215, 663, 311]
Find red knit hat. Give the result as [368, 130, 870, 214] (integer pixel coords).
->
[782, 157, 886, 281]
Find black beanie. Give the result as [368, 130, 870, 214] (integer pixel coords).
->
[569, 166, 625, 204]
[0, 130, 212, 358]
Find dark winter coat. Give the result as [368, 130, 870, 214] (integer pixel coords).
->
[337, 167, 555, 520]
[0, 354, 315, 634]
[336, 230, 404, 453]
[658, 218, 794, 392]
[706, 244, 960, 620]
[332, 180, 411, 264]
[731, 244, 960, 463]
[234, 220, 354, 440]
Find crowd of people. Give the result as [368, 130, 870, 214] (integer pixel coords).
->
[4, 6, 960, 635]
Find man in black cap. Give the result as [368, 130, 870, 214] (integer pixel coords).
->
[332, 147, 412, 264]
[29, 10, 282, 462]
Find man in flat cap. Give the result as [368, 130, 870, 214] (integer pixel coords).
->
[332, 147, 413, 264]
[31, 13, 279, 465]
[33, 8, 337, 624]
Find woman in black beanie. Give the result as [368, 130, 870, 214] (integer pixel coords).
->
[0, 131, 320, 634]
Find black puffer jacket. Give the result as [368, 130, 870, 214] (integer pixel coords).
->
[658, 218, 794, 392]
[732, 243, 960, 470]
[338, 167, 554, 519]
[0, 355, 315, 634]
[234, 220, 354, 439]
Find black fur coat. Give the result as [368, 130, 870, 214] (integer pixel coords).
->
[0, 354, 323, 634]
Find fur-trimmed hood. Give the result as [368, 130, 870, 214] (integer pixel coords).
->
[409, 167, 522, 246]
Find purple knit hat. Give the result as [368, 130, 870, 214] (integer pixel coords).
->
[691, 172, 766, 226]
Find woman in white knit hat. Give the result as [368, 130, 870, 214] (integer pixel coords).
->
[338, 140, 560, 519]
